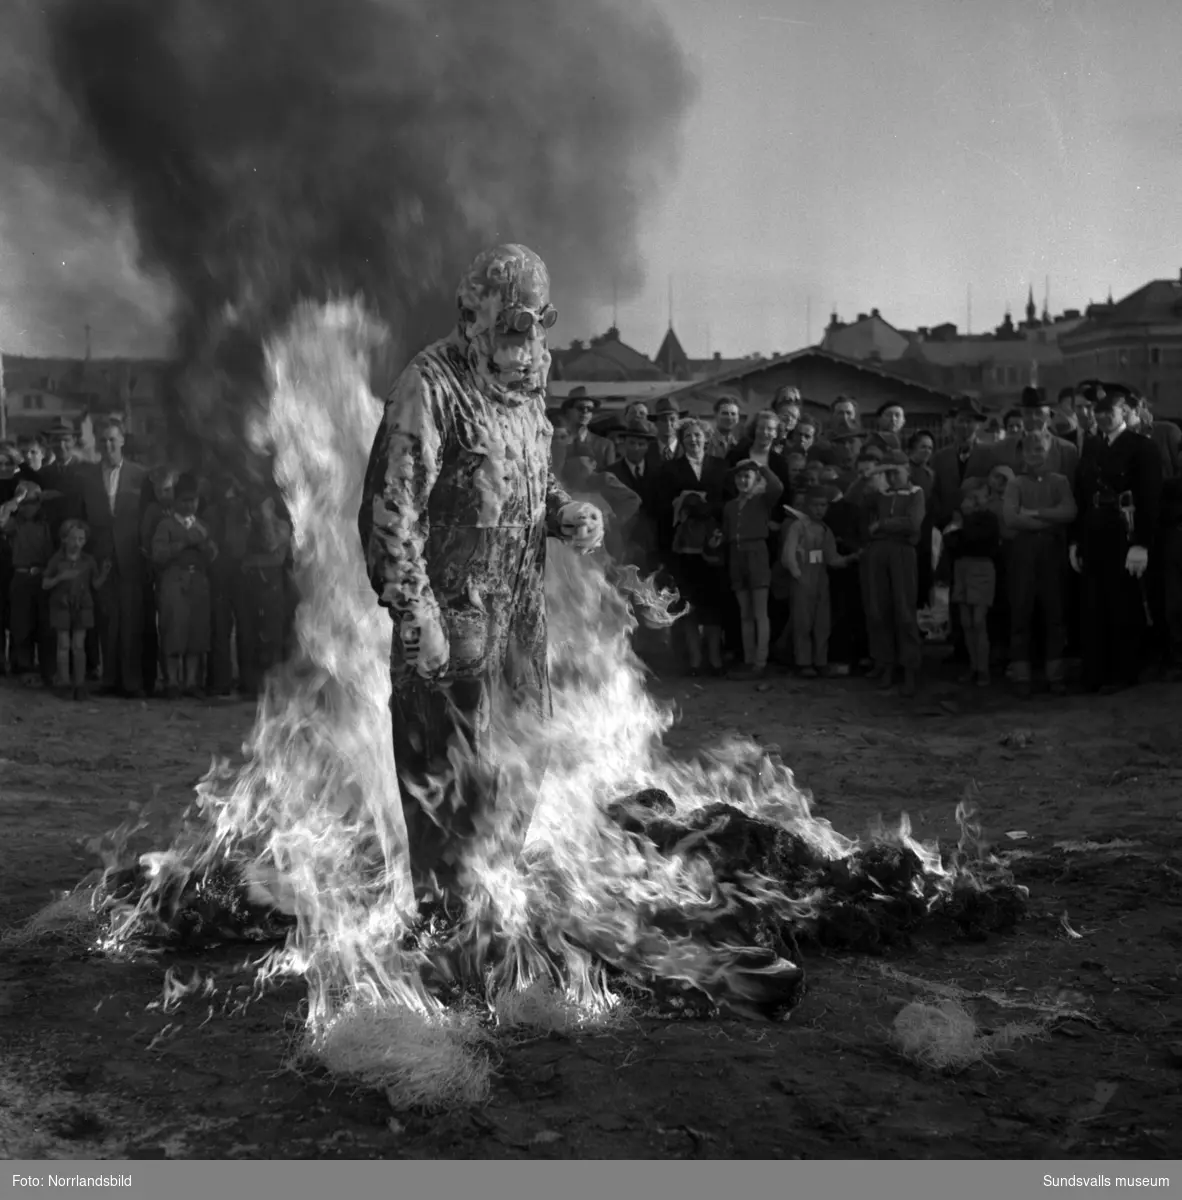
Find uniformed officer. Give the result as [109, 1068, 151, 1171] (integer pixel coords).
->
[1069, 382, 1162, 693]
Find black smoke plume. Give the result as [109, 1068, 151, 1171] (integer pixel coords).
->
[5, 0, 695, 476]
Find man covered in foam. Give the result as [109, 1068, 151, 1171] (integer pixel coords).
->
[359, 243, 603, 909]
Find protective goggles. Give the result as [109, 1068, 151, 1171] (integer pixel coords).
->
[497, 305, 558, 334]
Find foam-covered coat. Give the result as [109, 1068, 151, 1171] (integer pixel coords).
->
[360, 331, 572, 711]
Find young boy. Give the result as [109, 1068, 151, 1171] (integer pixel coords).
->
[42, 518, 108, 700]
[862, 450, 925, 696]
[1001, 428, 1077, 697]
[942, 478, 1002, 686]
[0, 481, 55, 685]
[722, 458, 784, 679]
[151, 473, 218, 699]
[781, 486, 859, 677]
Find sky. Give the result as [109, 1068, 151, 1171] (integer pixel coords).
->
[601, 0, 1182, 359]
[1, 0, 1180, 362]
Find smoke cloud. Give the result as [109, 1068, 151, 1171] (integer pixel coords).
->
[0, 0, 696, 474]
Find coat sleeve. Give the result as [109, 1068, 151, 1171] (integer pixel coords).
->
[821, 527, 843, 567]
[759, 464, 784, 503]
[151, 518, 180, 566]
[1131, 437, 1162, 550]
[781, 519, 804, 576]
[878, 489, 925, 539]
[1042, 475, 1078, 526]
[359, 362, 445, 620]
[1001, 478, 1045, 532]
[543, 455, 574, 537]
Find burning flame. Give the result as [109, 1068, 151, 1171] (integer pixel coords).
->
[97, 299, 1016, 1103]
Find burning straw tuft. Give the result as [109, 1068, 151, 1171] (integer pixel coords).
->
[310, 1002, 492, 1110]
[891, 1000, 1045, 1074]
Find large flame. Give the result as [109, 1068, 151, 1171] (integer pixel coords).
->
[93, 300, 1017, 1102]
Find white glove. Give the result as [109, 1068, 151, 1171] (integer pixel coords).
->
[400, 607, 450, 679]
[558, 502, 605, 554]
[1125, 546, 1148, 578]
[1068, 544, 1082, 574]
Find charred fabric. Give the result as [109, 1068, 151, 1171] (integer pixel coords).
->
[87, 790, 1026, 1020]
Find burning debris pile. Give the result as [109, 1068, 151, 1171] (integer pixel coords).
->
[3, 0, 1030, 1106]
[18, 304, 1028, 1048]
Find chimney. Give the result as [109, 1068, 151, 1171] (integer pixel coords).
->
[856, 312, 868, 322]
[870, 307, 880, 318]
[713, 351, 721, 362]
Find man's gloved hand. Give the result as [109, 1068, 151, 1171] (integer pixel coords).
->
[400, 606, 450, 679]
[1068, 544, 1082, 574]
[1125, 545, 1149, 578]
[558, 502, 605, 554]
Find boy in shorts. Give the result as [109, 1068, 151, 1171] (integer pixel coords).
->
[942, 478, 1002, 686]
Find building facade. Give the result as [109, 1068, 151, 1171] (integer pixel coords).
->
[1, 354, 170, 443]
[648, 347, 955, 431]
[1058, 274, 1182, 418]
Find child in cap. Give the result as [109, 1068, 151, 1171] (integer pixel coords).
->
[0, 481, 56, 685]
[722, 458, 784, 679]
[942, 477, 1002, 686]
[780, 486, 860, 677]
[42, 519, 109, 699]
[861, 450, 925, 696]
[151, 473, 218, 698]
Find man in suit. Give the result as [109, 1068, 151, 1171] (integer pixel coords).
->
[556, 387, 616, 472]
[648, 397, 685, 468]
[1134, 395, 1181, 481]
[1070, 383, 1162, 692]
[928, 397, 994, 531]
[608, 417, 660, 509]
[79, 418, 149, 697]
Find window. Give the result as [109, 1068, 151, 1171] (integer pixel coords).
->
[22, 394, 44, 410]
[1150, 347, 1161, 366]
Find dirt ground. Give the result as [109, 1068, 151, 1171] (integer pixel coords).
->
[1, 654, 1180, 1161]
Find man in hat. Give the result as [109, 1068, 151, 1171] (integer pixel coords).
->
[1069, 382, 1162, 692]
[1130, 392, 1181, 482]
[929, 397, 994, 539]
[607, 417, 661, 572]
[861, 449, 925, 696]
[992, 386, 1079, 484]
[555, 386, 615, 473]
[1066, 382, 1101, 455]
[39, 421, 85, 534]
[830, 424, 865, 493]
[706, 393, 744, 460]
[649, 397, 684, 467]
[360, 243, 605, 909]
[1116, 386, 1180, 671]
